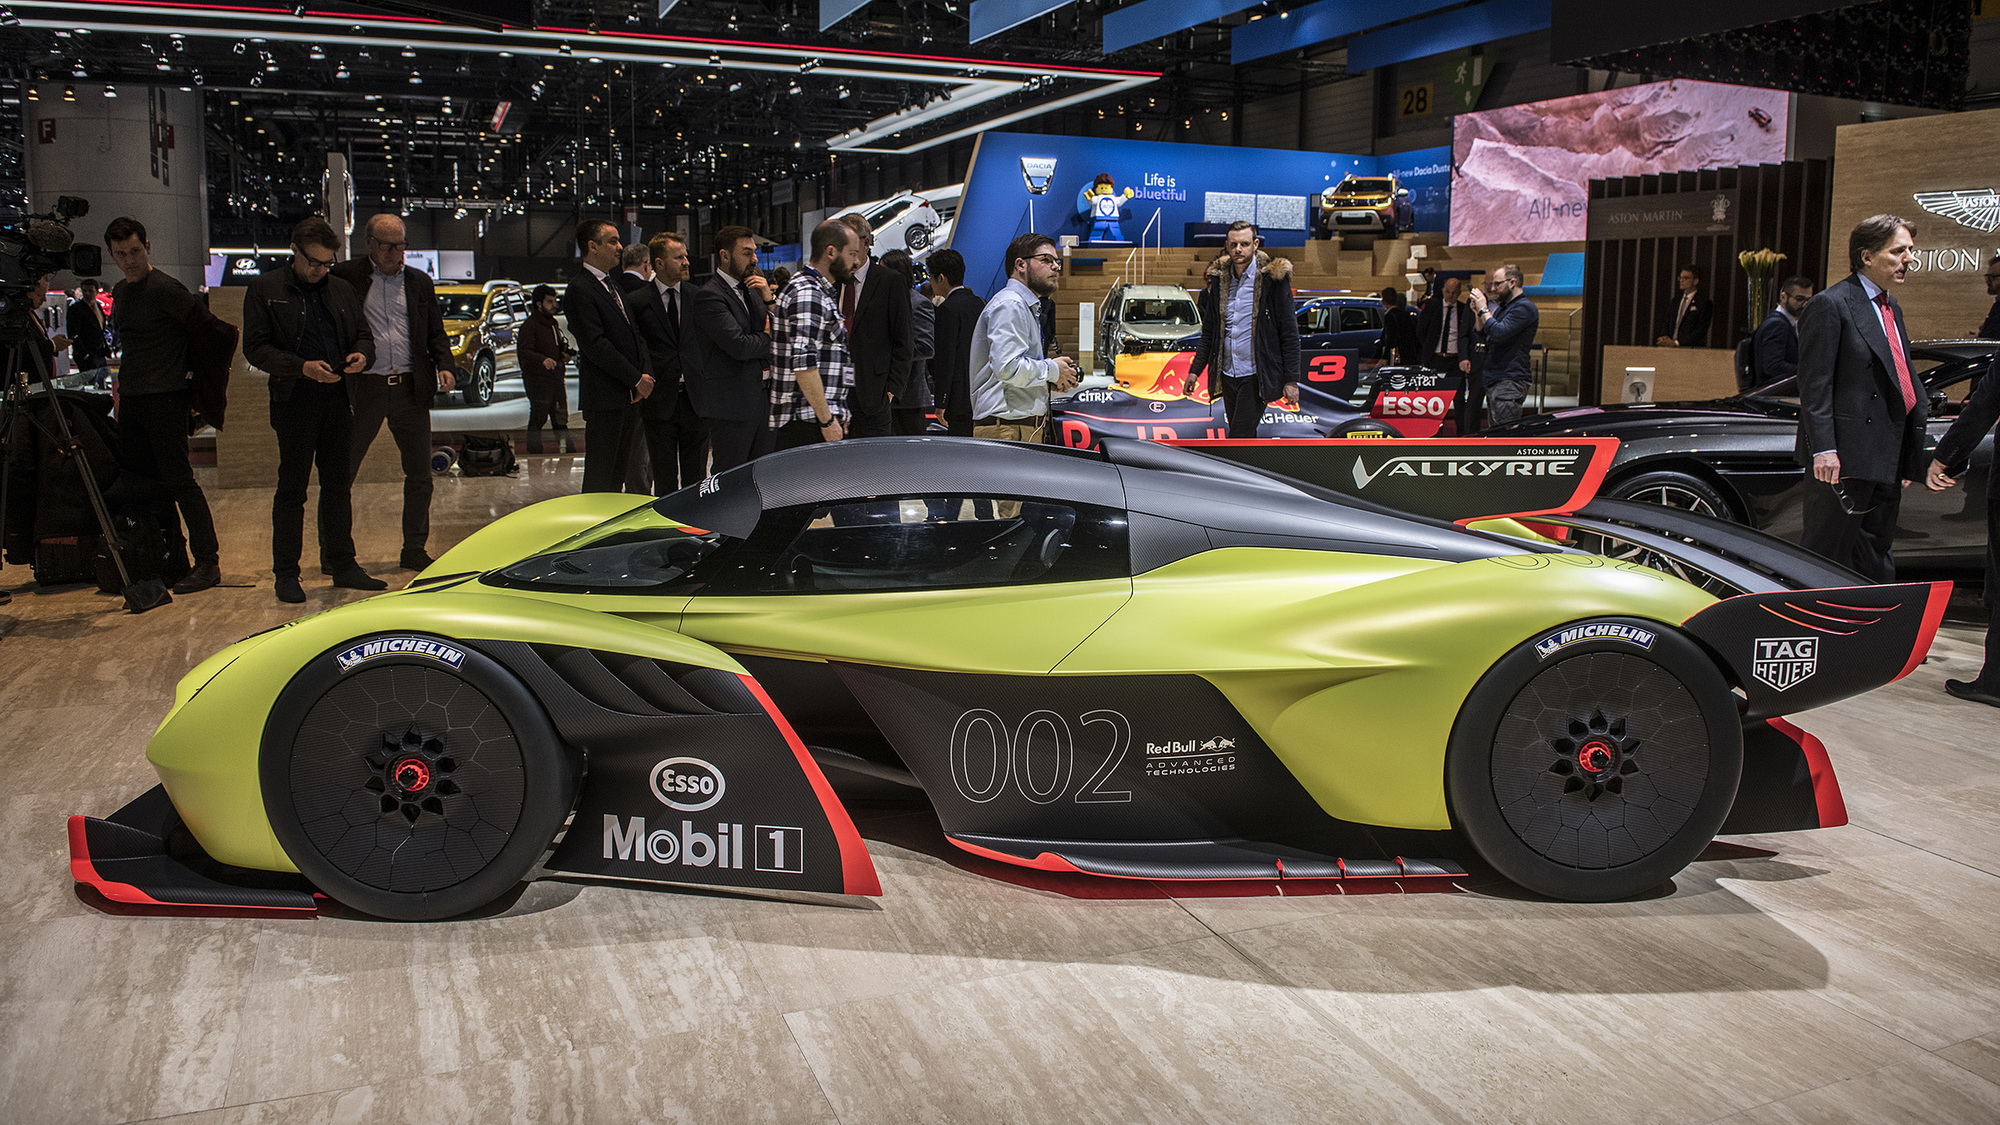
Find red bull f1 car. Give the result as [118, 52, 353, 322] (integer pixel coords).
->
[71, 437, 1946, 920]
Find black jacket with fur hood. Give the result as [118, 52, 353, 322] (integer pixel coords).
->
[1188, 250, 1302, 402]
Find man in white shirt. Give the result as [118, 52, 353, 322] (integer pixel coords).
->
[969, 233, 1079, 443]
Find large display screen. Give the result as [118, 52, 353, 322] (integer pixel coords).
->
[1448, 79, 1790, 245]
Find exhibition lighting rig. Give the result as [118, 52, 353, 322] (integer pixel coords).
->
[4, 0, 1159, 155]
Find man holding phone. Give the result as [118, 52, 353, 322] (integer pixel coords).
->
[970, 233, 1079, 443]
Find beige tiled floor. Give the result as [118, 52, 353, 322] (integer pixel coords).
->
[2, 459, 1997, 1124]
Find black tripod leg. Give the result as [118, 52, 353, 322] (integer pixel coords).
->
[17, 344, 138, 593]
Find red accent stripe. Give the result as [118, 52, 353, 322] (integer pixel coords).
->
[1764, 718, 1848, 828]
[736, 674, 881, 897]
[1759, 604, 1857, 635]
[65, 815, 318, 912]
[1786, 603, 1887, 625]
[1895, 581, 1955, 682]
[946, 836, 1094, 874]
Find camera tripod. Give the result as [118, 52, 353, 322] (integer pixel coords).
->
[0, 335, 167, 613]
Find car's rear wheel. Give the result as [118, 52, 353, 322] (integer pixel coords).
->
[1608, 469, 1736, 522]
[1446, 620, 1743, 901]
[462, 353, 496, 407]
[260, 637, 577, 920]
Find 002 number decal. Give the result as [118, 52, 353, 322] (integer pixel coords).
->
[948, 709, 1132, 805]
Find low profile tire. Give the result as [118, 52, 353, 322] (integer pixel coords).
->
[1446, 620, 1743, 901]
[260, 636, 577, 920]
[461, 354, 496, 407]
[1608, 469, 1737, 522]
[1328, 418, 1399, 438]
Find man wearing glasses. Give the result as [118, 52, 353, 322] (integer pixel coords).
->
[244, 217, 381, 603]
[331, 214, 456, 572]
[1976, 253, 2000, 341]
[969, 233, 1079, 442]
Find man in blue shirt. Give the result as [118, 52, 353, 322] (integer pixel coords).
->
[1467, 264, 1538, 429]
[1184, 221, 1301, 438]
[969, 233, 1079, 443]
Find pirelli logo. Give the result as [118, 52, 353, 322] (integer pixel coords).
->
[336, 636, 467, 671]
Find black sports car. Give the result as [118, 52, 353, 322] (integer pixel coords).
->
[1487, 340, 1998, 569]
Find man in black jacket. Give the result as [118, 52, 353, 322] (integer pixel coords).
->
[683, 225, 773, 471]
[1796, 214, 1927, 583]
[1750, 276, 1814, 389]
[1183, 222, 1301, 438]
[835, 213, 913, 439]
[1656, 264, 1712, 348]
[68, 280, 112, 388]
[1925, 352, 2000, 705]
[926, 249, 983, 437]
[564, 219, 654, 493]
[1976, 253, 2000, 340]
[331, 213, 456, 571]
[626, 232, 708, 493]
[1416, 275, 1478, 433]
[242, 217, 380, 603]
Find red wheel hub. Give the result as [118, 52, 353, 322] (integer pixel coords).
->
[392, 757, 432, 795]
[1576, 740, 1616, 776]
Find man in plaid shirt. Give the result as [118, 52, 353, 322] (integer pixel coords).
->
[770, 219, 865, 450]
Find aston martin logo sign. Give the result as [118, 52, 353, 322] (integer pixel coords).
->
[1913, 189, 2000, 233]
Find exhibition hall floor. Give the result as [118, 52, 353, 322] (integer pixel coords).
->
[3, 460, 1998, 1125]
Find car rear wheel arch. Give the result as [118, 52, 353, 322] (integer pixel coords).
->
[1606, 463, 1744, 523]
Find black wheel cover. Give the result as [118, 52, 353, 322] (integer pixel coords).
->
[1447, 619, 1742, 901]
[262, 637, 576, 920]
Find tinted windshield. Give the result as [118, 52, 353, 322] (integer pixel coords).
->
[1121, 297, 1198, 327]
[489, 505, 724, 591]
[1333, 178, 1394, 195]
[439, 294, 488, 320]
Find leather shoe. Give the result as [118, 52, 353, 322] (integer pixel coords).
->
[275, 574, 306, 603]
[171, 562, 221, 595]
[329, 568, 388, 591]
[399, 550, 436, 571]
[1945, 679, 2000, 708]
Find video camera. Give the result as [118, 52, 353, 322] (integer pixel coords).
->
[0, 195, 101, 345]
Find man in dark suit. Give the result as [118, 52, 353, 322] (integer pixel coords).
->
[1416, 275, 1478, 433]
[67, 279, 112, 388]
[835, 213, 912, 439]
[562, 219, 654, 493]
[1925, 352, 2000, 705]
[683, 225, 773, 471]
[626, 232, 708, 494]
[1976, 253, 2000, 340]
[1795, 214, 1927, 583]
[1655, 264, 1712, 348]
[1749, 276, 1814, 390]
[616, 243, 653, 294]
[926, 249, 983, 437]
[331, 213, 456, 571]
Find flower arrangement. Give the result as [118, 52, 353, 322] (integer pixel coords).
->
[1738, 248, 1788, 332]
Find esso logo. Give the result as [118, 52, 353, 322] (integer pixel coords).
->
[649, 756, 726, 812]
[1376, 391, 1453, 418]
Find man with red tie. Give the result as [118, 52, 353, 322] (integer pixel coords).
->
[1795, 214, 1928, 582]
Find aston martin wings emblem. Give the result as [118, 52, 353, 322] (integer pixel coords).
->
[1913, 189, 2000, 233]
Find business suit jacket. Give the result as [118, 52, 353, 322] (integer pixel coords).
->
[683, 273, 771, 423]
[562, 269, 652, 414]
[1751, 308, 1800, 386]
[614, 270, 651, 294]
[1794, 274, 1928, 484]
[1416, 299, 1476, 369]
[846, 263, 914, 408]
[626, 280, 688, 422]
[327, 259, 454, 406]
[1660, 290, 1713, 347]
[932, 287, 985, 433]
[243, 267, 375, 403]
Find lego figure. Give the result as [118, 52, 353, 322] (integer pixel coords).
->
[1079, 174, 1136, 243]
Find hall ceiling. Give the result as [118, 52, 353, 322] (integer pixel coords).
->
[0, 0, 1329, 238]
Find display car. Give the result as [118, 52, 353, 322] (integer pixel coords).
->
[71, 437, 1946, 920]
[1097, 283, 1202, 380]
[1316, 175, 1413, 239]
[1486, 340, 1998, 568]
[436, 281, 528, 408]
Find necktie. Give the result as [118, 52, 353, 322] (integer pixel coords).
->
[665, 286, 679, 347]
[1873, 292, 1918, 412]
[1673, 293, 1690, 337]
[839, 280, 858, 339]
[1438, 306, 1452, 354]
[603, 275, 629, 322]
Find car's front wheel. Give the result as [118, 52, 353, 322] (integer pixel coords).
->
[1446, 620, 1743, 901]
[461, 353, 496, 407]
[1608, 469, 1737, 522]
[260, 637, 578, 920]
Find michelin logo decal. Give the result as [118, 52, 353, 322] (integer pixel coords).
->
[1351, 452, 1578, 490]
[1534, 623, 1656, 659]
[336, 636, 467, 671]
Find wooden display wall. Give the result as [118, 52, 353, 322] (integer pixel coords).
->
[1828, 106, 2000, 344]
[1581, 161, 1831, 404]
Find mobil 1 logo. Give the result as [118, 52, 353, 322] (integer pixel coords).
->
[602, 755, 804, 873]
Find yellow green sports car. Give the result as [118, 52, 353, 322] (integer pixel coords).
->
[70, 437, 1948, 920]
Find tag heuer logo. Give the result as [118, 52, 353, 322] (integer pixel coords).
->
[1752, 636, 1818, 691]
[1913, 189, 2000, 233]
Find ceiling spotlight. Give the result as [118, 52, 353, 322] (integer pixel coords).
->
[192, 70, 204, 85]
[102, 83, 116, 98]
[454, 207, 468, 219]
[709, 52, 720, 66]
[250, 74, 262, 86]
[61, 85, 75, 101]
[0, 8, 19, 28]
[400, 48, 415, 58]
[409, 72, 422, 84]
[335, 63, 349, 78]
[233, 41, 246, 55]
[155, 57, 170, 71]
[309, 45, 324, 59]
[559, 42, 573, 55]
[71, 65, 86, 78]
[788, 81, 801, 94]
[837, 85, 850, 99]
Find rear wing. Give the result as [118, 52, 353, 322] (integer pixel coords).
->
[1166, 438, 1618, 523]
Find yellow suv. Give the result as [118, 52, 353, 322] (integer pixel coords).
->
[1315, 175, 1413, 240]
[436, 281, 527, 407]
